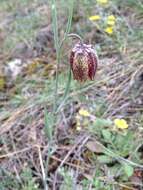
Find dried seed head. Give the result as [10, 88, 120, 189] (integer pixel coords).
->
[70, 43, 98, 82]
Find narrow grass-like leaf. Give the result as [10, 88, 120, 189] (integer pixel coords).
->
[63, 0, 74, 39]
[50, 0, 59, 112]
[50, 0, 59, 53]
[50, 0, 74, 112]
[44, 108, 54, 141]
[55, 0, 74, 113]
[56, 68, 72, 112]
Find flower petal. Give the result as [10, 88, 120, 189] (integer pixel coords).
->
[107, 15, 116, 21]
[89, 15, 101, 21]
[70, 43, 98, 82]
[107, 20, 115, 26]
[97, 0, 108, 5]
[105, 27, 113, 34]
[79, 109, 90, 117]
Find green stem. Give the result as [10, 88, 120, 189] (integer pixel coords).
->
[56, 67, 72, 113]
[67, 33, 83, 43]
[51, 0, 76, 113]
[51, 0, 83, 113]
[50, 0, 59, 112]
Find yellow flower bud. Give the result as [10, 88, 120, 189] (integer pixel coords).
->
[79, 109, 90, 117]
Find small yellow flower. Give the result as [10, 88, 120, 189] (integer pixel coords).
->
[114, 119, 128, 129]
[79, 108, 90, 117]
[76, 115, 81, 131]
[77, 120, 80, 125]
[75, 114, 80, 120]
[107, 20, 115, 25]
[97, 0, 108, 4]
[107, 15, 116, 26]
[107, 15, 116, 21]
[89, 15, 101, 21]
[76, 126, 81, 131]
[105, 27, 113, 34]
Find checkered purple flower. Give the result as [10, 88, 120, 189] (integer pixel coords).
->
[70, 43, 98, 82]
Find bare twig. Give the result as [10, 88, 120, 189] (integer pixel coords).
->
[38, 145, 48, 190]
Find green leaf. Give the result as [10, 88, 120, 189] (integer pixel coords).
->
[123, 163, 134, 177]
[56, 68, 71, 113]
[44, 108, 54, 141]
[97, 155, 113, 164]
[102, 129, 112, 141]
[114, 131, 134, 157]
[94, 118, 112, 128]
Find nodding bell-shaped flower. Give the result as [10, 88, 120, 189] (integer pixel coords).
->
[70, 42, 98, 82]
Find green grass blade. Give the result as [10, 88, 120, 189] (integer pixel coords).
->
[44, 108, 54, 141]
[50, 0, 59, 112]
[56, 67, 72, 113]
[50, 0, 74, 112]
[50, 0, 59, 53]
[55, 0, 74, 113]
[65, 0, 74, 35]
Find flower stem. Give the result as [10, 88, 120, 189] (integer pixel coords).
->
[67, 33, 83, 43]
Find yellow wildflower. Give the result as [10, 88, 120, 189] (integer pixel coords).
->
[75, 113, 81, 131]
[97, 0, 108, 5]
[105, 26, 113, 34]
[79, 108, 90, 117]
[114, 119, 128, 129]
[76, 126, 81, 131]
[76, 124, 81, 131]
[107, 20, 115, 25]
[107, 15, 116, 26]
[107, 15, 116, 21]
[76, 120, 80, 125]
[76, 116, 81, 131]
[89, 15, 101, 21]
[75, 114, 80, 120]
